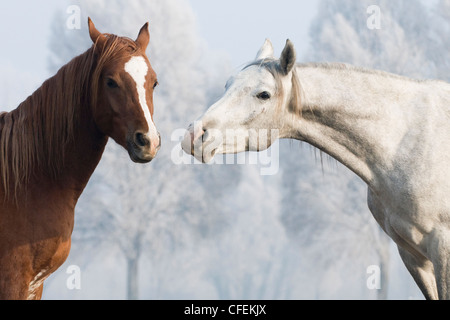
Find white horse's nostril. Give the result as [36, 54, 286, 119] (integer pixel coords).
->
[191, 127, 205, 143]
[202, 129, 209, 142]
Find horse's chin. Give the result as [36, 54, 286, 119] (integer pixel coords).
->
[129, 152, 153, 164]
[193, 147, 217, 164]
[126, 142, 154, 164]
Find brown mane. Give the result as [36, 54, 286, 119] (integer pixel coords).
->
[0, 34, 137, 200]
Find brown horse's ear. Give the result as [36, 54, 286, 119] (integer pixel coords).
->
[136, 22, 150, 50]
[88, 18, 101, 43]
[88, 17, 108, 50]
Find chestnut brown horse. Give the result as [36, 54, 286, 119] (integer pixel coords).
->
[0, 18, 161, 300]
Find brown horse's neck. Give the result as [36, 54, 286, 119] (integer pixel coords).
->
[0, 47, 108, 206]
[60, 105, 108, 204]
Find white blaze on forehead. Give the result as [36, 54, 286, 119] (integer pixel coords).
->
[124, 56, 159, 141]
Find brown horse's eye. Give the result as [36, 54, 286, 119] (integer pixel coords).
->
[107, 78, 119, 89]
[153, 81, 159, 89]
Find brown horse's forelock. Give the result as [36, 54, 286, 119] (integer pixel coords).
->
[0, 34, 137, 201]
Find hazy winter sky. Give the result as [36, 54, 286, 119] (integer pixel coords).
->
[0, 1, 317, 86]
[188, 0, 317, 65]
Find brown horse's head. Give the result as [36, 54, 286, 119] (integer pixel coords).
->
[88, 18, 160, 163]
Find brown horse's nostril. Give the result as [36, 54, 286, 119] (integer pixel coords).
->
[134, 132, 150, 148]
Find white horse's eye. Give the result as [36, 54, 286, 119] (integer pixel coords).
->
[257, 91, 271, 100]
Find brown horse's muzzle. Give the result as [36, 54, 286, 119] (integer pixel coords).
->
[127, 131, 161, 163]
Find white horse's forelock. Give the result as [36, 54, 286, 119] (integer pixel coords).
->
[244, 58, 303, 116]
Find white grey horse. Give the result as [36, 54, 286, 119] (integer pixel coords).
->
[182, 39, 450, 300]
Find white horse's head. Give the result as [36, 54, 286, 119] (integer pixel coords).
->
[182, 39, 299, 163]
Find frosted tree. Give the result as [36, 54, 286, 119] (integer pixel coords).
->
[48, 0, 239, 299]
[204, 165, 306, 299]
[281, 0, 437, 299]
[307, 0, 435, 78]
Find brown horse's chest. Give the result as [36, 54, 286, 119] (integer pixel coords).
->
[5, 191, 74, 272]
[27, 236, 72, 299]
[0, 152, 96, 299]
[27, 202, 75, 266]
[0, 201, 74, 299]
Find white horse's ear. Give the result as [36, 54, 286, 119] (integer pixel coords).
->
[280, 39, 296, 75]
[255, 39, 274, 60]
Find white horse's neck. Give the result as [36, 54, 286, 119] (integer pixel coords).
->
[290, 64, 437, 188]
